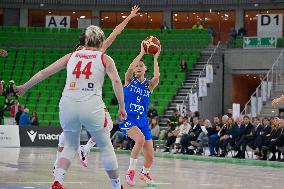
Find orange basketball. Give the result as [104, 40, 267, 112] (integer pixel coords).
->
[142, 36, 161, 54]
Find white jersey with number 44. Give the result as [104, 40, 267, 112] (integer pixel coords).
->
[62, 49, 106, 101]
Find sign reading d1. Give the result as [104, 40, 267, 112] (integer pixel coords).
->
[257, 14, 283, 37]
[46, 16, 70, 28]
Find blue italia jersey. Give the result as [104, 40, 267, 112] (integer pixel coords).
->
[124, 78, 151, 117]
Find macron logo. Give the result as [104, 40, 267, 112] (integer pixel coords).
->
[27, 130, 37, 142]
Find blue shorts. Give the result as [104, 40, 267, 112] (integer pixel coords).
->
[119, 115, 152, 140]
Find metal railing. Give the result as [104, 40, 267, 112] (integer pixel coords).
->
[241, 49, 284, 116]
[182, 42, 222, 107]
[187, 41, 221, 98]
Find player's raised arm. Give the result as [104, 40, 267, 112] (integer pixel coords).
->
[104, 54, 127, 120]
[125, 42, 145, 86]
[149, 46, 161, 92]
[14, 54, 70, 95]
[102, 5, 140, 51]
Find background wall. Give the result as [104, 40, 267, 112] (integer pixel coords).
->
[224, 48, 283, 112]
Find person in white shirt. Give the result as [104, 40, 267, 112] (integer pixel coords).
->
[174, 117, 191, 153]
[190, 119, 212, 155]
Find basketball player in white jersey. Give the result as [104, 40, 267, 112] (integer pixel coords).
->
[15, 25, 127, 189]
[54, 5, 141, 169]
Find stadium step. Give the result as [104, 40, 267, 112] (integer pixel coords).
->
[159, 44, 220, 127]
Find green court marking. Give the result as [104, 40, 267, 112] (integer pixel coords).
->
[91, 148, 284, 168]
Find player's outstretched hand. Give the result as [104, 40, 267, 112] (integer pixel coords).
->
[129, 5, 140, 18]
[154, 46, 161, 60]
[0, 49, 8, 57]
[118, 107, 127, 121]
[14, 85, 27, 96]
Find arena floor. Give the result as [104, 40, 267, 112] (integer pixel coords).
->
[0, 147, 284, 189]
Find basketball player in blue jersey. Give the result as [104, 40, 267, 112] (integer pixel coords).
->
[120, 42, 161, 186]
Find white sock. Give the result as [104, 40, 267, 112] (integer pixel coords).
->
[54, 151, 62, 168]
[84, 138, 96, 154]
[54, 168, 66, 184]
[128, 158, 138, 171]
[110, 178, 121, 189]
[141, 166, 150, 174]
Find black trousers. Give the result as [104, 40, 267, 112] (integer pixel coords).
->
[165, 136, 176, 148]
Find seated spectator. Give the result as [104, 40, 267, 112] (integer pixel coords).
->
[192, 21, 204, 29]
[261, 117, 283, 161]
[253, 117, 272, 158]
[174, 116, 191, 153]
[190, 118, 208, 155]
[10, 98, 20, 117]
[238, 27, 247, 37]
[111, 130, 125, 149]
[163, 116, 183, 152]
[31, 111, 39, 126]
[193, 111, 200, 118]
[227, 109, 233, 118]
[187, 110, 193, 123]
[19, 108, 32, 126]
[232, 116, 245, 148]
[180, 59, 188, 72]
[150, 117, 160, 140]
[167, 109, 179, 124]
[180, 116, 201, 154]
[208, 115, 229, 156]
[110, 118, 120, 137]
[235, 115, 255, 159]
[3, 94, 14, 111]
[279, 111, 284, 119]
[147, 104, 158, 119]
[160, 21, 169, 33]
[263, 119, 284, 161]
[15, 105, 24, 125]
[219, 117, 236, 157]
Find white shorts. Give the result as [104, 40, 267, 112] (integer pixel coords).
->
[57, 112, 113, 147]
[59, 95, 112, 132]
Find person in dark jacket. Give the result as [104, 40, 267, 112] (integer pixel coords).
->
[31, 111, 39, 126]
[261, 118, 284, 161]
[147, 104, 158, 119]
[251, 117, 272, 157]
[15, 105, 24, 125]
[180, 116, 201, 154]
[235, 115, 255, 159]
[208, 115, 229, 156]
[247, 117, 264, 148]
[219, 117, 240, 157]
